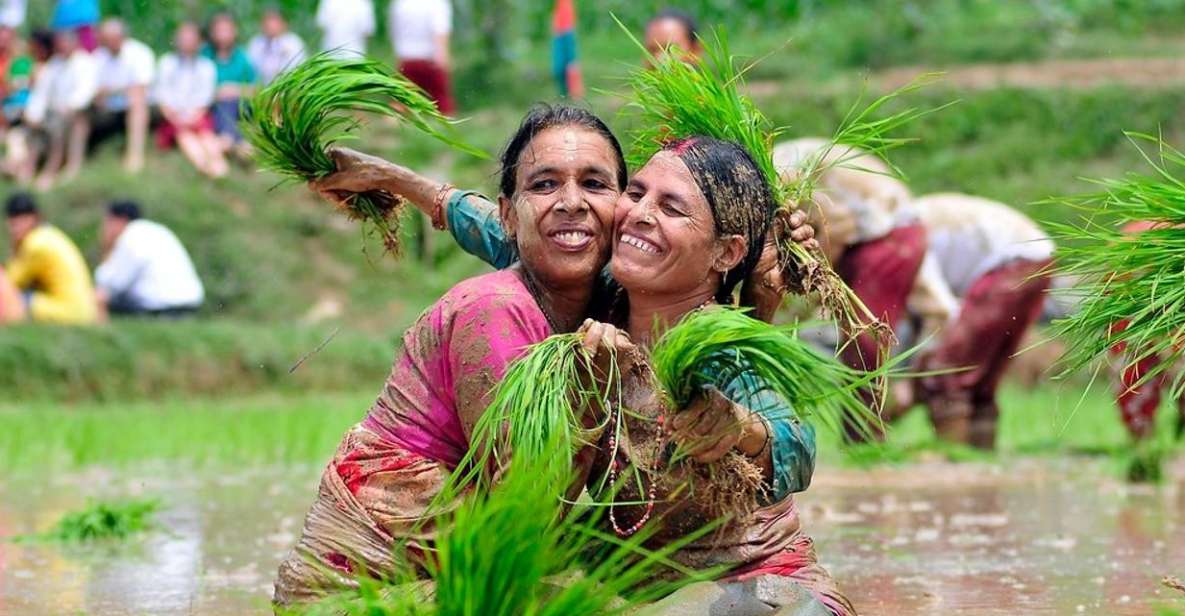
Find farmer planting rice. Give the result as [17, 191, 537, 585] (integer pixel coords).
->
[897, 193, 1055, 449]
[772, 138, 927, 431]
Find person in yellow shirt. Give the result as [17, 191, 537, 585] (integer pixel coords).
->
[4, 192, 96, 324]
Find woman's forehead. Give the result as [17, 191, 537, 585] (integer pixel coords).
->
[517, 126, 615, 172]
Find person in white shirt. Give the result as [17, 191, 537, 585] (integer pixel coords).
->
[22, 29, 96, 189]
[388, 0, 454, 114]
[93, 18, 153, 173]
[95, 200, 204, 318]
[903, 193, 1055, 449]
[0, 0, 25, 29]
[315, 0, 374, 58]
[155, 22, 227, 179]
[247, 7, 306, 85]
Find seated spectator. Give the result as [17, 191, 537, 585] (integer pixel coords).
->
[316, 0, 374, 58]
[95, 200, 203, 319]
[22, 29, 97, 189]
[247, 6, 306, 86]
[4, 192, 96, 324]
[0, 264, 26, 322]
[155, 22, 227, 179]
[202, 13, 253, 154]
[51, 0, 99, 52]
[0, 0, 25, 30]
[388, 0, 454, 114]
[93, 18, 153, 173]
[2, 29, 49, 183]
[0, 24, 32, 129]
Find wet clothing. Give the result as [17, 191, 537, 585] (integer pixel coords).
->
[6, 225, 96, 324]
[910, 195, 1055, 448]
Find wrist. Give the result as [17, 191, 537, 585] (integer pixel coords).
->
[738, 414, 770, 457]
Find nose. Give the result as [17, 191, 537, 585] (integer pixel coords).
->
[627, 198, 657, 227]
[554, 181, 588, 215]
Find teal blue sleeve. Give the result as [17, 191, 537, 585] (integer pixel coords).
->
[446, 190, 519, 269]
[702, 353, 817, 501]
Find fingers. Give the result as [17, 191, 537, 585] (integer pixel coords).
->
[579, 320, 607, 356]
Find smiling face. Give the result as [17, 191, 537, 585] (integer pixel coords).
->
[611, 151, 746, 301]
[498, 126, 621, 293]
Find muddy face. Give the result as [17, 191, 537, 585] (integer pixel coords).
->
[610, 151, 743, 301]
[498, 126, 619, 292]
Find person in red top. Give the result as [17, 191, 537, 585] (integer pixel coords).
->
[1108, 220, 1184, 447]
[551, 0, 584, 98]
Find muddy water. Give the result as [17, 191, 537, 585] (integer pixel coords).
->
[1, 457, 1182, 615]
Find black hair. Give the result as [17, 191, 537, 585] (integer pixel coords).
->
[498, 104, 627, 199]
[108, 200, 142, 221]
[5, 192, 38, 218]
[30, 29, 54, 52]
[662, 137, 776, 304]
[650, 8, 699, 43]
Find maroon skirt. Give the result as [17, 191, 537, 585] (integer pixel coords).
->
[400, 60, 456, 115]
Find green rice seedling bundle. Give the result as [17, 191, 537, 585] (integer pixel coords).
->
[33, 499, 160, 542]
[618, 23, 936, 353]
[243, 53, 486, 254]
[1051, 132, 1185, 399]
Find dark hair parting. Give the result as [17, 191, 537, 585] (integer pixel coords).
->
[498, 104, 627, 199]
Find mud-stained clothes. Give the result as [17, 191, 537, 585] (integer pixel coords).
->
[6, 224, 96, 324]
[443, 189, 817, 498]
[274, 269, 551, 605]
[909, 194, 1054, 448]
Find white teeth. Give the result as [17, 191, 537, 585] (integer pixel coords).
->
[621, 234, 660, 254]
[555, 231, 590, 243]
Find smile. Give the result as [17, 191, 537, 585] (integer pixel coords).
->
[620, 233, 661, 255]
[549, 229, 595, 251]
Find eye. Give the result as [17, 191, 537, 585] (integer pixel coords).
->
[661, 201, 688, 217]
[582, 178, 608, 190]
[626, 189, 644, 202]
[529, 179, 558, 192]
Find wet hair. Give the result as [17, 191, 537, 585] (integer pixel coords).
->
[649, 8, 699, 44]
[498, 104, 627, 199]
[662, 137, 776, 304]
[5, 192, 38, 218]
[108, 200, 142, 221]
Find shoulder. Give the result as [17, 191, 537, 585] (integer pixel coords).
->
[127, 39, 154, 57]
[439, 270, 538, 316]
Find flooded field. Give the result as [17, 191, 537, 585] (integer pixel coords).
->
[2, 457, 1182, 615]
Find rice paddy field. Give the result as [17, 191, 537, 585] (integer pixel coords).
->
[6, 2, 1185, 614]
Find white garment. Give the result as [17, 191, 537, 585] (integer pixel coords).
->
[247, 31, 307, 85]
[23, 49, 98, 124]
[154, 53, 216, 116]
[95, 219, 204, 311]
[772, 137, 915, 244]
[316, 0, 375, 57]
[389, 0, 451, 60]
[94, 38, 155, 96]
[0, 0, 25, 28]
[914, 193, 1055, 296]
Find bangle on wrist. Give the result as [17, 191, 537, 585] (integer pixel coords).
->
[431, 184, 454, 231]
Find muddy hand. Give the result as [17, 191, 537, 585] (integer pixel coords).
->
[667, 386, 767, 464]
[578, 319, 639, 386]
[308, 147, 397, 203]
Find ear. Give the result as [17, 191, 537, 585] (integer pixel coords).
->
[497, 194, 518, 240]
[711, 234, 747, 273]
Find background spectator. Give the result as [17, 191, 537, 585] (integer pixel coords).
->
[0, 24, 32, 129]
[22, 29, 97, 189]
[155, 22, 226, 179]
[95, 200, 204, 319]
[389, 0, 454, 114]
[93, 18, 154, 173]
[0, 0, 24, 29]
[645, 8, 702, 62]
[4, 191, 96, 324]
[551, 0, 584, 99]
[202, 13, 254, 155]
[316, 0, 374, 58]
[2, 28, 49, 183]
[0, 264, 25, 322]
[247, 7, 306, 86]
[51, 0, 100, 52]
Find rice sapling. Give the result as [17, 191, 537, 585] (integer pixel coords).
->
[1050, 133, 1185, 400]
[243, 53, 487, 254]
[619, 23, 938, 361]
[23, 499, 161, 542]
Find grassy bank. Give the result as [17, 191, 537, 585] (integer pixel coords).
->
[5, 384, 1180, 474]
[0, 321, 392, 401]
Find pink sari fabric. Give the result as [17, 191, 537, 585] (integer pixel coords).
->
[275, 269, 551, 605]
